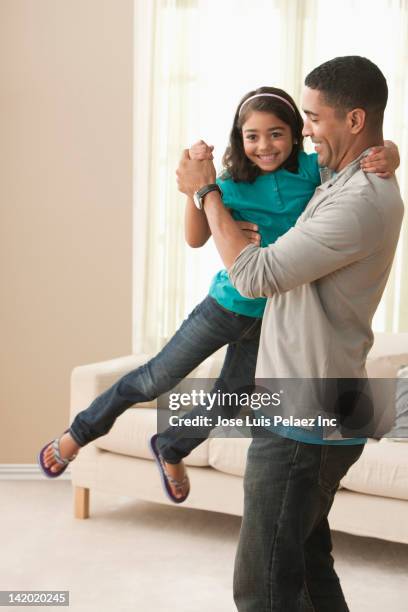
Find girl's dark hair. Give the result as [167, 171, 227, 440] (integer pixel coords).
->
[222, 86, 304, 183]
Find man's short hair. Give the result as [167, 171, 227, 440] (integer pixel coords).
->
[305, 56, 388, 127]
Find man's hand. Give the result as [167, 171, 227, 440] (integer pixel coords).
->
[360, 141, 400, 178]
[189, 139, 214, 161]
[235, 221, 261, 246]
[176, 149, 216, 197]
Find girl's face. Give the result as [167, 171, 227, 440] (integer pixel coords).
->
[241, 111, 294, 173]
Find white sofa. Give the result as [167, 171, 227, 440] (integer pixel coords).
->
[70, 332, 408, 544]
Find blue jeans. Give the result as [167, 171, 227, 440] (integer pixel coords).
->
[234, 430, 365, 612]
[70, 296, 261, 463]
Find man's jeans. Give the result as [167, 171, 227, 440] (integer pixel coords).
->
[234, 430, 365, 612]
[69, 295, 261, 463]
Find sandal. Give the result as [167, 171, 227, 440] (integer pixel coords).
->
[149, 434, 190, 504]
[37, 430, 77, 478]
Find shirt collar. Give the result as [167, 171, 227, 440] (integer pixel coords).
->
[318, 148, 373, 191]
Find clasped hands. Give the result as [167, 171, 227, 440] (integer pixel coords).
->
[175, 140, 216, 198]
[176, 140, 260, 246]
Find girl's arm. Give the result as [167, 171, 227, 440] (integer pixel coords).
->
[185, 201, 260, 248]
[360, 140, 400, 178]
[184, 141, 214, 247]
[185, 196, 212, 247]
[307, 140, 400, 181]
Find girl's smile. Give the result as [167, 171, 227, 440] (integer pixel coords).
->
[242, 111, 294, 173]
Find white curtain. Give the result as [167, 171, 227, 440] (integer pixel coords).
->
[133, 0, 408, 353]
[133, 0, 199, 353]
[298, 0, 408, 333]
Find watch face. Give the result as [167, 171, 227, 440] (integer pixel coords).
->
[193, 192, 202, 210]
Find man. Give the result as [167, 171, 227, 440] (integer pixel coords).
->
[176, 56, 404, 611]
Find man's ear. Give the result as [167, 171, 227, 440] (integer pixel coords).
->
[347, 108, 366, 134]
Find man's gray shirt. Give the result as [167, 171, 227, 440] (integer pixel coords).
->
[229, 151, 404, 380]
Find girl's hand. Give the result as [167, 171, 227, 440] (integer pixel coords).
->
[235, 221, 261, 246]
[189, 139, 214, 161]
[360, 141, 400, 178]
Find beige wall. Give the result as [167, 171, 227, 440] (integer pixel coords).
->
[0, 1, 133, 463]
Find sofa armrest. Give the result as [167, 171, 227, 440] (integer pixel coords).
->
[70, 354, 154, 421]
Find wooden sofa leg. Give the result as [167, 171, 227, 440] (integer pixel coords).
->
[74, 486, 90, 519]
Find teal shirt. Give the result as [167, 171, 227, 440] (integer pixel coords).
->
[209, 151, 321, 317]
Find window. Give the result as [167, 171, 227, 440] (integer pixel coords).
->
[133, 0, 408, 351]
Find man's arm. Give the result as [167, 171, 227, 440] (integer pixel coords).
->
[193, 188, 381, 299]
[176, 149, 258, 260]
[176, 149, 383, 299]
[183, 142, 260, 248]
[200, 190, 252, 265]
[228, 197, 383, 298]
[176, 149, 260, 258]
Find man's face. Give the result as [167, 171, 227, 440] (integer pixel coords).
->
[301, 87, 351, 171]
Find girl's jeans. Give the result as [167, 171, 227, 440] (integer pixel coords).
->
[69, 295, 261, 463]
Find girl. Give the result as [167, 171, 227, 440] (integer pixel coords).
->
[38, 86, 398, 503]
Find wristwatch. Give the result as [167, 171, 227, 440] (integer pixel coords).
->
[193, 183, 222, 210]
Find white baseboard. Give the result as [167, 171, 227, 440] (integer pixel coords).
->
[0, 464, 71, 481]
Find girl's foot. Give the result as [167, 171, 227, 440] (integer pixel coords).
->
[162, 459, 189, 500]
[149, 435, 190, 503]
[43, 432, 80, 474]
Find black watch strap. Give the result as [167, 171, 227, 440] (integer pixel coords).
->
[193, 183, 222, 209]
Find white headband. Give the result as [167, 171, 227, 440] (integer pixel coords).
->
[238, 93, 296, 116]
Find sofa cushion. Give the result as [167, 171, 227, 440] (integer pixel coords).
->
[385, 365, 408, 440]
[340, 439, 408, 500]
[363, 354, 408, 438]
[366, 353, 408, 378]
[208, 436, 251, 477]
[95, 408, 210, 466]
